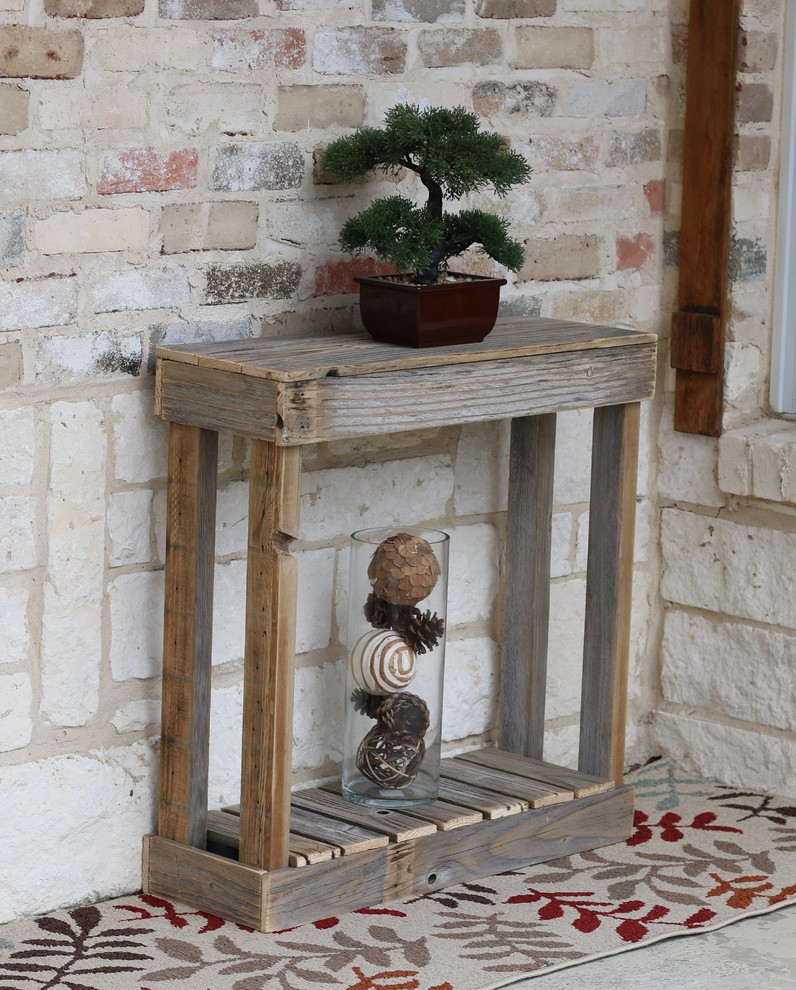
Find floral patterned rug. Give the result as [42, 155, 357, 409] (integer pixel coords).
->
[2, 760, 795, 990]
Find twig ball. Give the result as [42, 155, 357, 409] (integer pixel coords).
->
[356, 726, 425, 788]
[367, 532, 441, 607]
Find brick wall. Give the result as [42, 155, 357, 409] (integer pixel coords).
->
[0, 0, 684, 923]
[655, 0, 796, 796]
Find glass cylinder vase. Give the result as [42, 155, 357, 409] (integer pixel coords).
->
[342, 527, 449, 808]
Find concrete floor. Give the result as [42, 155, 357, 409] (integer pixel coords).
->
[507, 905, 796, 989]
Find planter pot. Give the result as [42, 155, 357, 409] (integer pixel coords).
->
[354, 273, 507, 348]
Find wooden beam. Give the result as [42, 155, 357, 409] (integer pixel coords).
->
[672, 0, 741, 436]
[238, 440, 302, 871]
[158, 423, 218, 848]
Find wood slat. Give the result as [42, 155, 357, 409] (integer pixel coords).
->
[290, 805, 389, 855]
[441, 758, 570, 808]
[499, 413, 556, 759]
[456, 747, 612, 798]
[293, 788, 436, 842]
[158, 424, 218, 849]
[238, 441, 302, 871]
[580, 404, 640, 785]
[205, 810, 344, 867]
[321, 781, 483, 833]
[436, 777, 525, 818]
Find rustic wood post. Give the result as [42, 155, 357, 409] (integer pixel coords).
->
[671, 0, 741, 436]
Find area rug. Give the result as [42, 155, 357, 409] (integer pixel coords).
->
[2, 760, 795, 990]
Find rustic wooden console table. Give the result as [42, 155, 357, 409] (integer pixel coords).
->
[144, 317, 657, 931]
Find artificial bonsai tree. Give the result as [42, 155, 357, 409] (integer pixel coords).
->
[323, 104, 531, 287]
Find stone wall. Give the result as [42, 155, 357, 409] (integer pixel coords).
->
[0, 0, 713, 924]
[655, 0, 796, 796]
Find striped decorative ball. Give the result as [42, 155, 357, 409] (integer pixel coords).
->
[349, 630, 416, 695]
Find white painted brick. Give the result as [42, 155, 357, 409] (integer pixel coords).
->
[263, 201, 351, 249]
[546, 577, 586, 719]
[550, 511, 573, 578]
[0, 277, 77, 331]
[296, 547, 335, 654]
[0, 741, 157, 924]
[540, 721, 580, 770]
[717, 426, 753, 496]
[211, 559, 246, 667]
[92, 27, 203, 72]
[724, 342, 763, 416]
[0, 496, 37, 573]
[447, 523, 499, 627]
[655, 711, 796, 798]
[111, 699, 160, 733]
[0, 210, 24, 267]
[0, 586, 28, 663]
[0, 407, 34, 485]
[34, 208, 150, 255]
[41, 401, 106, 726]
[92, 267, 190, 314]
[36, 331, 142, 385]
[733, 187, 770, 223]
[110, 571, 165, 681]
[112, 391, 168, 484]
[292, 659, 345, 772]
[661, 509, 796, 627]
[209, 680, 243, 807]
[662, 609, 796, 731]
[442, 636, 499, 742]
[0, 672, 32, 751]
[0, 150, 85, 201]
[107, 490, 153, 566]
[453, 420, 509, 515]
[554, 409, 593, 504]
[574, 510, 589, 573]
[163, 83, 262, 136]
[565, 79, 647, 117]
[657, 405, 724, 507]
[299, 455, 454, 542]
[216, 480, 248, 557]
[37, 88, 148, 131]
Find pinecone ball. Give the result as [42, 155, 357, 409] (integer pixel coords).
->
[367, 532, 441, 607]
[356, 725, 425, 788]
[376, 692, 430, 741]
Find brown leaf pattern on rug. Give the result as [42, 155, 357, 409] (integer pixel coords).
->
[1, 762, 795, 990]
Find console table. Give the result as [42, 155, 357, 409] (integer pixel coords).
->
[144, 317, 657, 931]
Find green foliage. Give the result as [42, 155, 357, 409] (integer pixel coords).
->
[323, 103, 531, 284]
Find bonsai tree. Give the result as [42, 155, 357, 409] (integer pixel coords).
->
[323, 104, 531, 286]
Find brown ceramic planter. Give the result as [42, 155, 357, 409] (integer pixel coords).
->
[354, 273, 507, 348]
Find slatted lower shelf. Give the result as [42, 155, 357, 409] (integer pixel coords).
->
[144, 747, 634, 932]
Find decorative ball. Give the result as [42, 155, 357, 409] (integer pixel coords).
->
[349, 629, 416, 695]
[375, 692, 430, 741]
[356, 726, 425, 788]
[367, 532, 441, 607]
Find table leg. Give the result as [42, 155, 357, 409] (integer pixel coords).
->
[159, 422, 218, 848]
[579, 402, 640, 785]
[499, 413, 557, 760]
[239, 440, 302, 871]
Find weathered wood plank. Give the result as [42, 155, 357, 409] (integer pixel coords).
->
[157, 318, 658, 383]
[457, 748, 612, 798]
[290, 342, 656, 444]
[238, 441, 302, 871]
[441, 759, 569, 808]
[206, 810, 341, 866]
[321, 781, 482, 833]
[580, 403, 640, 785]
[294, 788, 436, 842]
[158, 423, 218, 849]
[499, 413, 556, 759]
[261, 786, 635, 931]
[144, 835, 267, 931]
[436, 777, 525, 818]
[290, 805, 389, 855]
